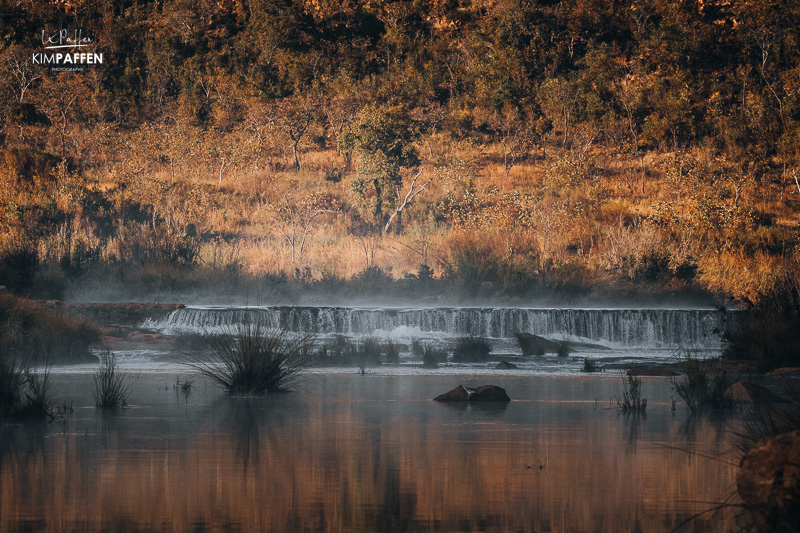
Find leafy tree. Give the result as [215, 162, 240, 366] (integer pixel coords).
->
[339, 104, 420, 229]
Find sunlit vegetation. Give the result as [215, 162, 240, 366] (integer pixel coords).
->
[187, 324, 314, 395]
[0, 2, 798, 325]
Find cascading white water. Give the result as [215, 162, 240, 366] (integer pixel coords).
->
[143, 306, 744, 349]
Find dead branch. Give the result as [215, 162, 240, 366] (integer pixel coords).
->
[384, 169, 432, 233]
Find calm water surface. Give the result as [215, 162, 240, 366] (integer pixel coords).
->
[1, 372, 740, 532]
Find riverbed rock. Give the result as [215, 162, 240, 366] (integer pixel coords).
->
[495, 361, 518, 370]
[515, 333, 558, 356]
[737, 430, 800, 532]
[726, 382, 783, 403]
[768, 367, 800, 378]
[434, 385, 511, 402]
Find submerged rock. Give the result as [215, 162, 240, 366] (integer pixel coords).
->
[737, 430, 800, 532]
[495, 361, 518, 370]
[627, 364, 680, 377]
[434, 385, 511, 402]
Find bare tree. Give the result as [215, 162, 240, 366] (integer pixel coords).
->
[273, 192, 338, 263]
[486, 107, 537, 178]
[615, 75, 647, 194]
[275, 96, 320, 171]
[384, 169, 433, 233]
[3, 46, 43, 103]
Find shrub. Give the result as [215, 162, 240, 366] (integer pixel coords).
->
[0, 292, 100, 364]
[670, 358, 734, 413]
[1, 350, 56, 421]
[452, 335, 492, 362]
[735, 382, 800, 455]
[617, 374, 647, 412]
[187, 323, 314, 395]
[422, 345, 447, 368]
[582, 358, 600, 372]
[0, 238, 39, 294]
[91, 351, 131, 408]
[383, 341, 400, 365]
[724, 256, 800, 371]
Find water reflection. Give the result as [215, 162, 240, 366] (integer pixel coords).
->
[1, 374, 739, 532]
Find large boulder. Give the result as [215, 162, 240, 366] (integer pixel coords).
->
[434, 385, 511, 402]
[515, 333, 558, 356]
[737, 430, 800, 532]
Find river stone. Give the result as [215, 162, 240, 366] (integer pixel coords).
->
[737, 430, 800, 532]
[434, 385, 511, 402]
[515, 333, 559, 356]
[767, 367, 800, 378]
[495, 361, 518, 370]
[726, 382, 783, 404]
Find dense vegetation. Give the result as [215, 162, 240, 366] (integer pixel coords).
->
[0, 0, 798, 313]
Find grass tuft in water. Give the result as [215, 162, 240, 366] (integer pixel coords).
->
[617, 374, 647, 412]
[91, 351, 131, 408]
[582, 358, 600, 373]
[670, 357, 734, 413]
[452, 335, 492, 362]
[422, 345, 447, 368]
[1, 350, 57, 422]
[187, 323, 314, 395]
[382, 341, 400, 365]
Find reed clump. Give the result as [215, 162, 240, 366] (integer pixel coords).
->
[422, 345, 447, 368]
[670, 357, 735, 413]
[91, 351, 131, 408]
[187, 323, 314, 395]
[582, 358, 600, 373]
[0, 351, 56, 421]
[617, 374, 647, 412]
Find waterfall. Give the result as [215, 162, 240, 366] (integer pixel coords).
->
[143, 306, 744, 349]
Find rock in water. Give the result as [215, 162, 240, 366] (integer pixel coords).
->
[726, 382, 783, 404]
[515, 332, 559, 356]
[434, 385, 511, 402]
[737, 430, 800, 532]
[495, 361, 518, 370]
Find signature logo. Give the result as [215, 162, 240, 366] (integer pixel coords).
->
[41, 29, 93, 49]
[33, 26, 104, 72]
